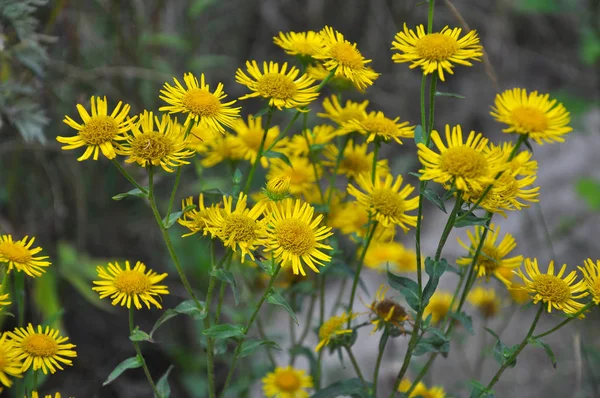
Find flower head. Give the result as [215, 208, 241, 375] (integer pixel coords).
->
[230, 115, 285, 168]
[317, 95, 368, 126]
[8, 324, 76, 374]
[195, 132, 241, 168]
[93, 261, 169, 309]
[273, 31, 323, 58]
[399, 378, 446, 398]
[262, 366, 313, 398]
[29, 393, 65, 398]
[287, 125, 337, 157]
[57, 96, 134, 161]
[177, 194, 215, 237]
[236, 61, 319, 110]
[314, 26, 379, 90]
[265, 176, 291, 201]
[424, 291, 454, 324]
[328, 202, 395, 242]
[366, 285, 409, 333]
[339, 111, 414, 144]
[364, 240, 418, 273]
[578, 259, 600, 305]
[324, 142, 389, 179]
[0, 287, 10, 311]
[347, 173, 419, 231]
[0, 333, 23, 390]
[0, 235, 50, 278]
[392, 24, 482, 81]
[508, 282, 531, 305]
[491, 88, 572, 144]
[264, 199, 333, 276]
[306, 63, 366, 92]
[159, 73, 240, 132]
[468, 287, 502, 318]
[267, 156, 321, 195]
[517, 258, 587, 315]
[315, 312, 356, 352]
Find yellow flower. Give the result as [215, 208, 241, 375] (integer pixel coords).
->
[0, 287, 10, 311]
[265, 176, 291, 201]
[328, 202, 395, 241]
[273, 31, 323, 57]
[204, 193, 267, 262]
[0, 333, 23, 391]
[262, 366, 313, 398]
[364, 240, 418, 273]
[8, 324, 76, 374]
[177, 194, 214, 237]
[264, 199, 333, 276]
[315, 312, 356, 352]
[159, 73, 240, 133]
[317, 95, 368, 126]
[508, 282, 531, 305]
[314, 26, 380, 91]
[195, 132, 241, 168]
[347, 173, 419, 231]
[286, 125, 338, 157]
[339, 111, 414, 144]
[29, 393, 65, 398]
[517, 258, 588, 315]
[121, 111, 195, 172]
[489, 142, 538, 176]
[398, 379, 446, 398]
[57, 96, 134, 161]
[267, 156, 321, 195]
[0, 235, 50, 278]
[457, 224, 523, 285]
[391, 24, 483, 81]
[424, 291, 454, 324]
[236, 61, 319, 110]
[230, 115, 286, 168]
[417, 124, 505, 193]
[468, 287, 502, 318]
[578, 259, 600, 305]
[491, 88, 572, 144]
[324, 141, 389, 180]
[366, 285, 409, 333]
[92, 261, 169, 309]
[186, 122, 218, 152]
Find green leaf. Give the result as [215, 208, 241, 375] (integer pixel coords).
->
[435, 91, 465, 99]
[387, 271, 420, 312]
[155, 365, 174, 397]
[290, 346, 319, 382]
[256, 257, 277, 276]
[413, 125, 424, 145]
[252, 106, 272, 119]
[232, 168, 243, 184]
[449, 311, 474, 335]
[454, 212, 490, 228]
[485, 328, 517, 367]
[240, 339, 282, 358]
[311, 378, 371, 398]
[33, 268, 63, 330]
[528, 337, 557, 368]
[202, 324, 245, 340]
[408, 171, 423, 178]
[422, 258, 448, 309]
[130, 327, 153, 343]
[264, 150, 292, 167]
[309, 143, 328, 153]
[103, 356, 143, 386]
[469, 380, 495, 398]
[266, 289, 299, 325]
[210, 268, 240, 305]
[413, 328, 450, 356]
[422, 188, 447, 213]
[150, 300, 206, 337]
[163, 204, 195, 228]
[575, 178, 600, 211]
[112, 187, 148, 201]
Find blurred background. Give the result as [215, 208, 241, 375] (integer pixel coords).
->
[0, 0, 599, 397]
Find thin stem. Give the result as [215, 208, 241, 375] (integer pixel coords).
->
[434, 196, 463, 261]
[33, 370, 38, 392]
[165, 166, 182, 222]
[533, 302, 594, 339]
[316, 275, 326, 389]
[326, 135, 350, 210]
[330, 278, 348, 317]
[129, 307, 160, 397]
[111, 159, 148, 194]
[256, 315, 277, 367]
[243, 106, 274, 193]
[535, 202, 557, 261]
[420, 75, 427, 136]
[372, 331, 389, 396]
[296, 291, 317, 347]
[215, 254, 233, 325]
[303, 114, 325, 202]
[264, 111, 301, 153]
[427, 75, 438, 134]
[317, 70, 336, 91]
[345, 345, 367, 387]
[427, 0, 436, 33]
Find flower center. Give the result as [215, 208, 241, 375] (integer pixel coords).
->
[130, 132, 173, 161]
[416, 33, 459, 61]
[276, 219, 316, 256]
[511, 106, 548, 133]
[441, 146, 489, 179]
[0, 242, 32, 263]
[375, 299, 407, 323]
[361, 117, 396, 136]
[330, 42, 364, 69]
[114, 270, 151, 295]
[182, 88, 221, 116]
[222, 214, 258, 243]
[341, 153, 370, 175]
[479, 300, 499, 318]
[533, 274, 571, 303]
[478, 245, 501, 275]
[79, 116, 119, 145]
[257, 73, 297, 100]
[371, 188, 404, 219]
[23, 334, 58, 357]
[275, 370, 301, 392]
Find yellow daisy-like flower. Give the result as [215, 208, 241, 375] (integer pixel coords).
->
[423, 291, 454, 324]
[177, 194, 214, 237]
[364, 240, 418, 273]
[489, 142, 538, 176]
[399, 379, 446, 398]
[262, 366, 313, 398]
[265, 176, 291, 201]
[186, 121, 218, 152]
[317, 95, 368, 126]
[417, 124, 505, 193]
[508, 282, 531, 305]
[366, 285, 409, 333]
[8, 324, 76, 375]
[491, 88, 572, 144]
[273, 31, 322, 58]
[57, 96, 133, 161]
[29, 393, 66, 398]
[0, 235, 50, 278]
[347, 173, 419, 231]
[468, 287, 502, 318]
[264, 199, 333, 276]
[457, 224, 523, 285]
[315, 312, 356, 352]
[236, 61, 319, 110]
[159, 73, 240, 133]
[391, 24, 483, 81]
[339, 111, 414, 144]
[578, 259, 600, 305]
[195, 132, 241, 168]
[305, 63, 359, 92]
[230, 115, 285, 168]
[516, 258, 588, 315]
[92, 261, 169, 310]
[267, 156, 321, 195]
[324, 142, 389, 180]
[313, 26, 379, 91]
[286, 125, 338, 157]
[0, 333, 23, 391]
[204, 193, 267, 262]
[121, 111, 195, 172]
[328, 202, 395, 242]
[0, 287, 10, 311]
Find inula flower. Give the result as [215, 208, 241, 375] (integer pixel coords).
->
[468, 287, 502, 318]
[93, 261, 169, 309]
[0, 287, 10, 311]
[423, 291, 454, 324]
[230, 115, 285, 168]
[57, 96, 134, 161]
[315, 312, 356, 352]
[194, 132, 241, 168]
[491, 88, 572, 144]
[178, 194, 214, 237]
[262, 366, 313, 398]
[287, 125, 337, 157]
[399, 378, 447, 398]
[0, 235, 50, 278]
[339, 111, 414, 144]
[324, 142, 389, 180]
[392, 24, 483, 81]
[317, 95, 368, 126]
[366, 285, 409, 333]
[265, 176, 291, 201]
[0, 333, 22, 390]
[30, 393, 66, 398]
[267, 156, 321, 195]
[578, 259, 600, 305]
[364, 241, 418, 273]
[508, 282, 531, 305]
[273, 31, 323, 58]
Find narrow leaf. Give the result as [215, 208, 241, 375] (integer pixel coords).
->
[150, 300, 206, 337]
[422, 258, 448, 308]
[112, 187, 148, 201]
[413, 125, 424, 145]
[528, 337, 557, 368]
[449, 311, 474, 335]
[210, 269, 240, 305]
[422, 188, 447, 213]
[454, 212, 490, 228]
[163, 204, 195, 228]
[387, 271, 420, 311]
[240, 339, 282, 358]
[156, 365, 174, 397]
[103, 357, 143, 386]
[435, 91, 466, 99]
[202, 324, 245, 340]
[266, 289, 299, 325]
[130, 327, 153, 343]
[264, 150, 292, 167]
[310, 378, 371, 398]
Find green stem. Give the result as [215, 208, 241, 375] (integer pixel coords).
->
[427, 0, 436, 33]
[330, 278, 348, 317]
[111, 159, 148, 194]
[533, 302, 594, 339]
[434, 196, 463, 261]
[345, 345, 367, 387]
[256, 315, 277, 367]
[316, 274, 326, 389]
[219, 264, 283, 397]
[326, 135, 350, 210]
[317, 70, 336, 91]
[420, 75, 427, 136]
[165, 166, 182, 222]
[293, 290, 317, 363]
[243, 106, 274, 193]
[32, 370, 38, 392]
[372, 330, 389, 396]
[129, 307, 160, 397]
[303, 114, 325, 202]
[215, 253, 233, 325]
[264, 111, 301, 154]
[427, 75, 438, 134]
